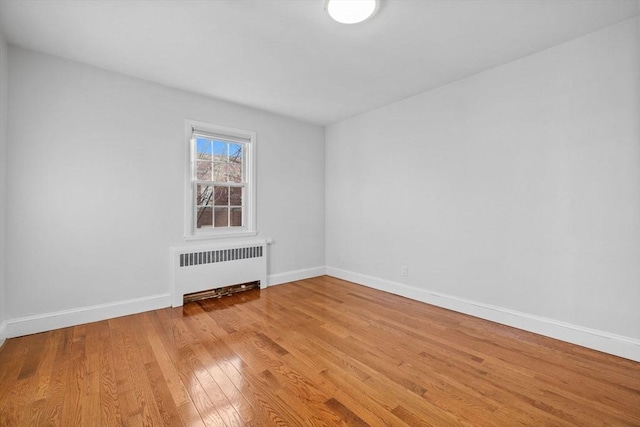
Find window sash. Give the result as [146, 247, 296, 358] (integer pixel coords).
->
[192, 141, 246, 182]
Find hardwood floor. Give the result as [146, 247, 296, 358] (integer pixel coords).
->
[1, 276, 639, 426]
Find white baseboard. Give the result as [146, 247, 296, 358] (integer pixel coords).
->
[326, 267, 640, 362]
[5, 293, 171, 339]
[268, 266, 326, 287]
[3, 264, 328, 339]
[6, 267, 637, 362]
[0, 321, 5, 348]
[1, 264, 328, 339]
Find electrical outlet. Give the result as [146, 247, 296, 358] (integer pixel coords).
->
[401, 265, 409, 277]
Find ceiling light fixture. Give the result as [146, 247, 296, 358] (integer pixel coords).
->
[326, 0, 378, 24]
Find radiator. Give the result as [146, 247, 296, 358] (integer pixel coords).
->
[170, 239, 268, 307]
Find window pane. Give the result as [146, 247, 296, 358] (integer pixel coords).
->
[228, 161, 242, 183]
[229, 144, 242, 159]
[230, 207, 242, 227]
[214, 186, 229, 206]
[196, 207, 213, 228]
[212, 162, 226, 182]
[196, 138, 212, 160]
[213, 141, 227, 158]
[196, 184, 213, 206]
[214, 207, 228, 227]
[229, 144, 243, 183]
[229, 187, 242, 206]
[196, 161, 212, 180]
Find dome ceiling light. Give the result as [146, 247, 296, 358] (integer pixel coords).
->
[326, 0, 378, 24]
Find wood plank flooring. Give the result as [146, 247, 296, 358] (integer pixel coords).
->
[1, 275, 639, 426]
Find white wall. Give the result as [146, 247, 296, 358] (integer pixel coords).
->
[0, 31, 8, 344]
[5, 47, 325, 334]
[326, 18, 640, 360]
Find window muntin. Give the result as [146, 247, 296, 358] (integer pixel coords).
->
[186, 121, 256, 239]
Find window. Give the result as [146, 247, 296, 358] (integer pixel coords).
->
[185, 120, 256, 239]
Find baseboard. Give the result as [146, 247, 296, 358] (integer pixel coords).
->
[5, 268, 638, 362]
[0, 320, 6, 348]
[5, 293, 172, 339]
[4, 265, 328, 338]
[326, 267, 640, 362]
[268, 266, 326, 287]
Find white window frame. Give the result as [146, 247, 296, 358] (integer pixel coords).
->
[184, 119, 257, 240]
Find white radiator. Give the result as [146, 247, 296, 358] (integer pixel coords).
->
[170, 239, 268, 307]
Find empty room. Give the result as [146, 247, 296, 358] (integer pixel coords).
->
[0, 0, 639, 425]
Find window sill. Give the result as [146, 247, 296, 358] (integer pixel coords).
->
[184, 230, 258, 241]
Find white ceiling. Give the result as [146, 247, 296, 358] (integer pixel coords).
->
[1, 0, 638, 125]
